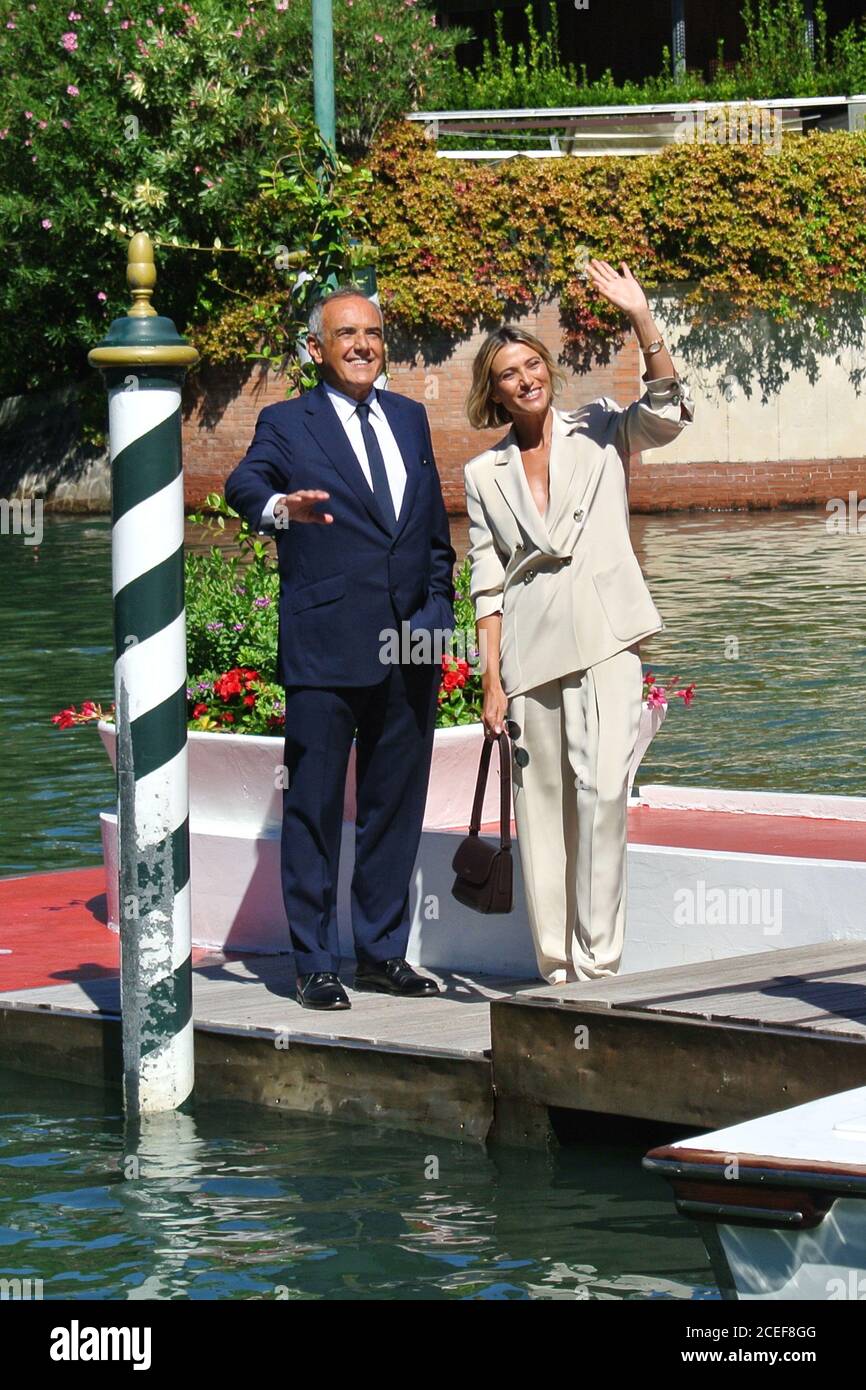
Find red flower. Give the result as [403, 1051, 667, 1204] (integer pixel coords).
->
[51, 706, 76, 729]
[442, 670, 459, 692]
[243, 694, 256, 707]
[192, 702, 208, 717]
[222, 712, 235, 723]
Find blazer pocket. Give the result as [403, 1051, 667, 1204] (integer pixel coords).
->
[591, 554, 661, 641]
[289, 572, 346, 614]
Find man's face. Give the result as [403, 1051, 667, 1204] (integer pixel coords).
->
[307, 295, 385, 399]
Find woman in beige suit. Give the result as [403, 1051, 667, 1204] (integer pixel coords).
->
[464, 259, 694, 985]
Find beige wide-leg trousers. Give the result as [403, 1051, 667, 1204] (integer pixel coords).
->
[507, 646, 643, 985]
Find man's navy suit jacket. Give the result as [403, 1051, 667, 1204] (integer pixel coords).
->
[224, 381, 456, 688]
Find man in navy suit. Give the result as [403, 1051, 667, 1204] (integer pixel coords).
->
[224, 287, 456, 1009]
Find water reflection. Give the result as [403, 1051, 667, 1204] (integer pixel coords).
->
[0, 1069, 714, 1300]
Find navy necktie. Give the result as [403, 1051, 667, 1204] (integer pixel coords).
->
[356, 401, 398, 532]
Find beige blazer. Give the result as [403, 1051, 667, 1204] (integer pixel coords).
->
[463, 373, 695, 697]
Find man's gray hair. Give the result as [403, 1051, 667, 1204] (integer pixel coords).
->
[307, 285, 384, 342]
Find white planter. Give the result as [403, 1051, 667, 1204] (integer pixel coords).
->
[96, 702, 664, 965]
[629, 700, 668, 799]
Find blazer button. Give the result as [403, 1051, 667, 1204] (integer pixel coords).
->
[523, 569, 535, 583]
[573, 508, 584, 521]
[562, 555, 573, 565]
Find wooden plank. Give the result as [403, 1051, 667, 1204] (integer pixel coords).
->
[517, 941, 866, 1008]
[0, 966, 533, 1061]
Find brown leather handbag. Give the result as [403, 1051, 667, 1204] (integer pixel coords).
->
[451, 730, 513, 913]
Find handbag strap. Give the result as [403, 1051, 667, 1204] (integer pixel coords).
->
[468, 731, 512, 850]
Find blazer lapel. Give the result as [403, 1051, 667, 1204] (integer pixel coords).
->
[377, 390, 421, 540]
[494, 428, 556, 557]
[546, 406, 613, 549]
[302, 381, 391, 536]
[543, 409, 577, 540]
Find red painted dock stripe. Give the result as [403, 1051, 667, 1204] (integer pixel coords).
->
[476, 808, 866, 862]
[0, 868, 224, 994]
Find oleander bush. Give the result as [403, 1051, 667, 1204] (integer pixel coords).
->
[0, 0, 465, 403]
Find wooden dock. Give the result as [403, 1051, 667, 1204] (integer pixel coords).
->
[3, 868, 866, 1145]
[0, 955, 534, 1142]
[490, 942, 866, 1144]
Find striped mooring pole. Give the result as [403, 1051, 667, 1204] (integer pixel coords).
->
[88, 232, 198, 1114]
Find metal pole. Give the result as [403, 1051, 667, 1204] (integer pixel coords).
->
[803, 0, 815, 60]
[88, 232, 198, 1115]
[312, 0, 336, 148]
[671, 0, 686, 84]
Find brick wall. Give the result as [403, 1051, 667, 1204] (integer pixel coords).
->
[180, 299, 866, 515]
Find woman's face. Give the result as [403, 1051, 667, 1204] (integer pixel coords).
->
[489, 342, 552, 424]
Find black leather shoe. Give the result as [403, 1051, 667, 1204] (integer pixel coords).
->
[296, 971, 351, 1010]
[353, 957, 440, 998]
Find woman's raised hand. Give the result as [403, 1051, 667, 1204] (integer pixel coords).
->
[584, 259, 649, 319]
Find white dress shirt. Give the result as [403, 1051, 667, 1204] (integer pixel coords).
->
[258, 382, 407, 532]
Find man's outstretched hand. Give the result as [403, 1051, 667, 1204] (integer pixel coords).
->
[274, 490, 333, 526]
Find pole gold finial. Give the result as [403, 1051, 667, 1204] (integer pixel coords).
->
[126, 231, 158, 318]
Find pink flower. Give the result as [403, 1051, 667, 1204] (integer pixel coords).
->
[67, 85, 79, 96]
[68, 10, 82, 19]
[42, 218, 52, 228]
[0, 130, 8, 139]
[97, 291, 107, 301]
[374, 33, 384, 42]
[25, 111, 33, 119]
[646, 686, 666, 709]
[38, 120, 47, 129]
[61, 118, 71, 128]
[61, 31, 78, 51]
[120, 17, 130, 28]
[6, 20, 16, 28]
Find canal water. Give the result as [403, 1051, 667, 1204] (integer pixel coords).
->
[2, 506, 863, 1298]
[0, 1068, 715, 1300]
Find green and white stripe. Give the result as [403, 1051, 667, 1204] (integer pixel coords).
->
[111, 379, 192, 1113]
[90, 232, 199, 1114]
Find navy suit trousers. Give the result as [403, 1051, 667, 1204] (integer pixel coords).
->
[281, 663, 440, 974]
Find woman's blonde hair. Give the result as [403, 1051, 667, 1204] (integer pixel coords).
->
[467, 325, 567, 430]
